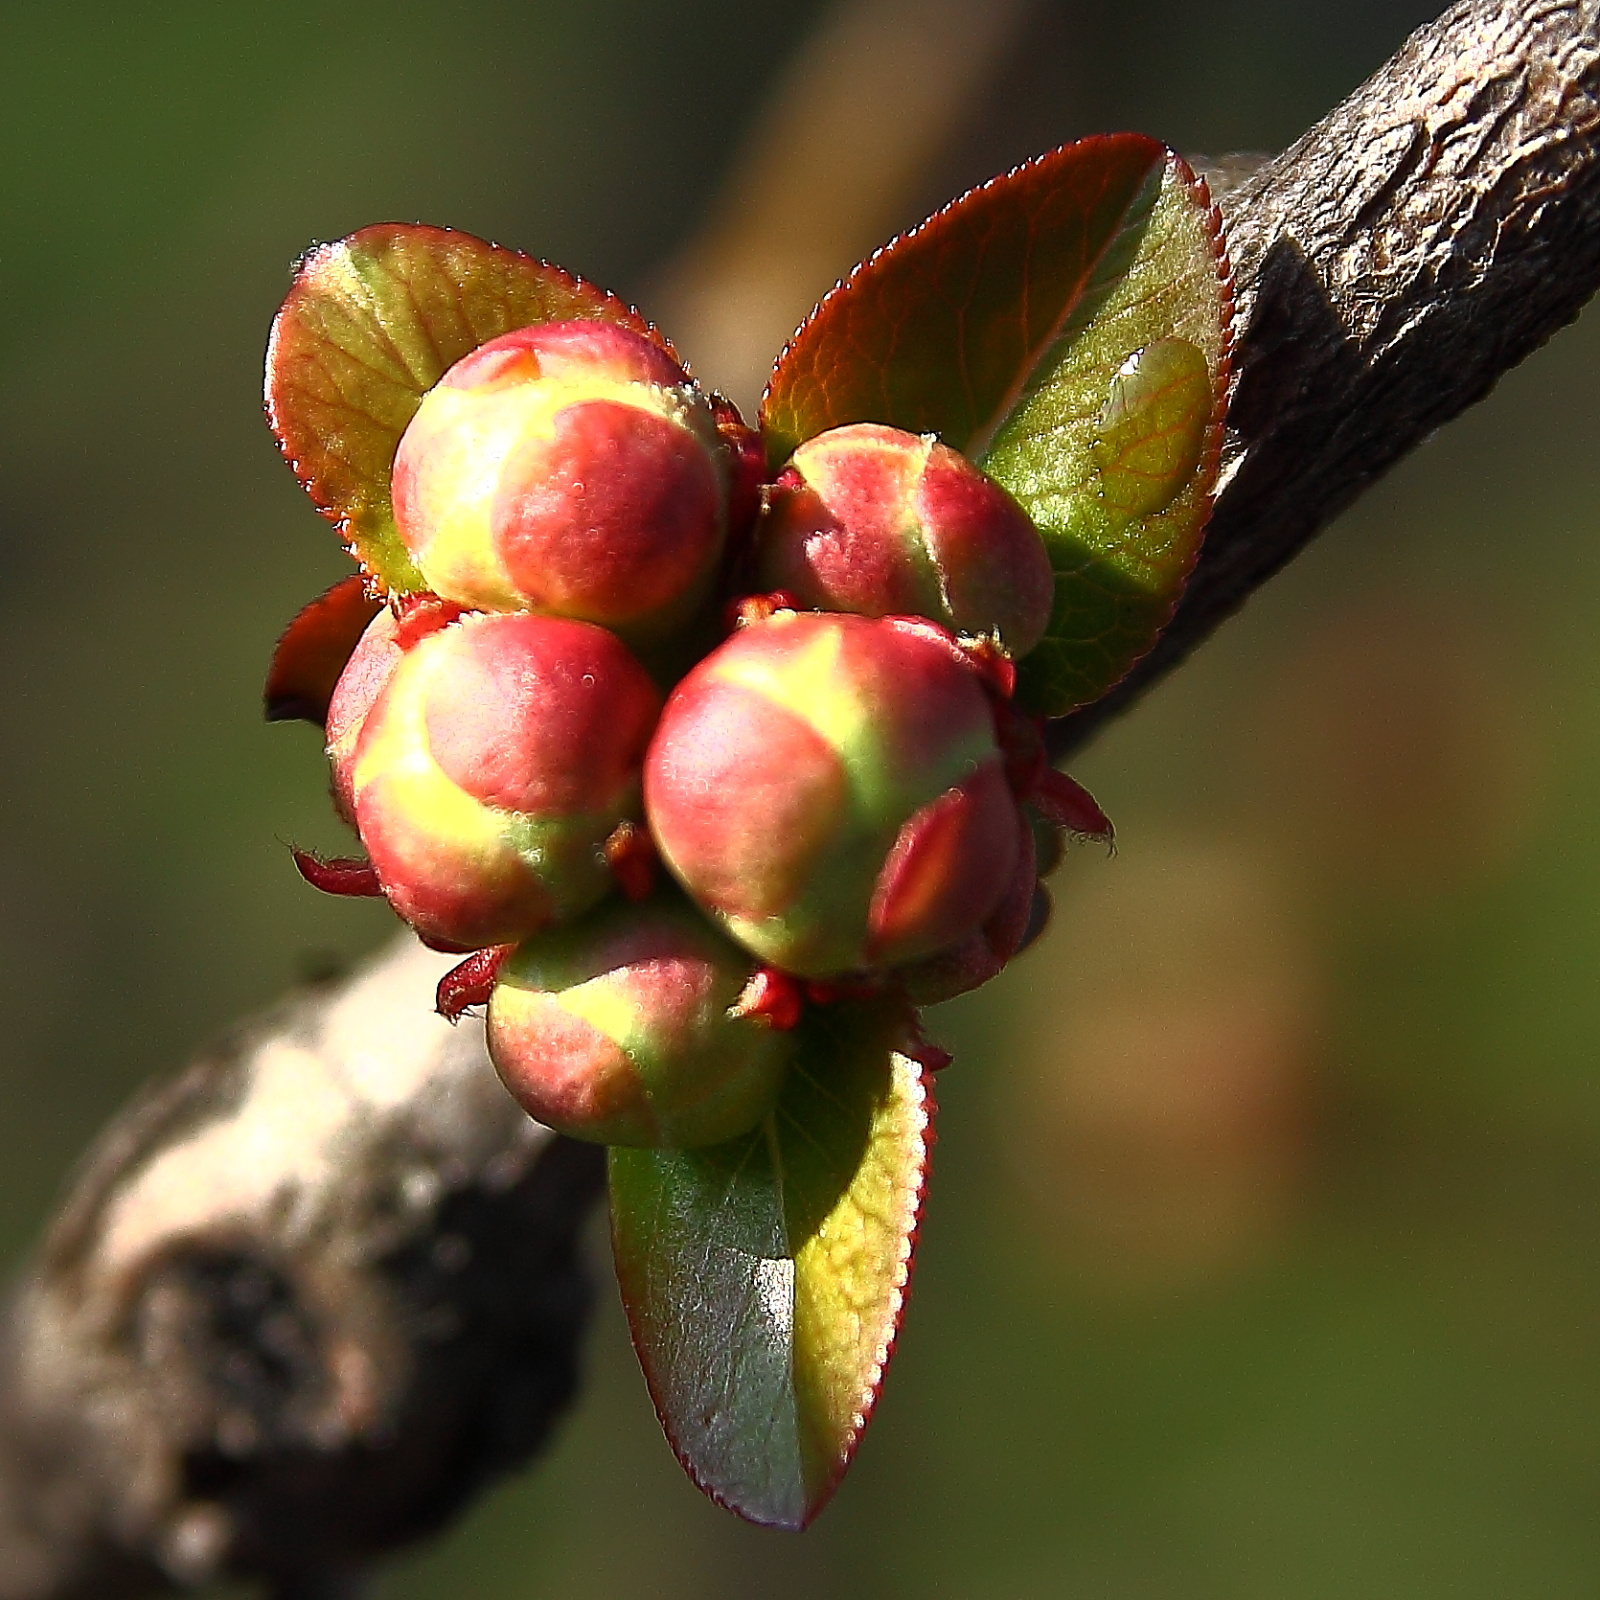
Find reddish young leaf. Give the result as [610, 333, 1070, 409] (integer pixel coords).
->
[761, 133, 1166, 466]
[263, 573, 383, 726]
[760, 136, 1233, 717]
[266, 224, 670, 594]
[610, 998, 934, 1528]
[984, 159, 1233, 716]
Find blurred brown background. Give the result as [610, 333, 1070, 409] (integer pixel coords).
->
[5, 1, 1599, 1594]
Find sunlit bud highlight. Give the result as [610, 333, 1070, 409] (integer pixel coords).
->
[392, 321, 731, 643]
[487, 896, 793, 1147]
[756, 422, 1054, 657]
[351, 612, 660, 949]
[324, 596, 466, 825]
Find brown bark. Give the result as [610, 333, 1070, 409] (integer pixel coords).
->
[1053, 0, 1600, 754]
[1, 0, 1596, 1593]
[0, 942, 601, 1598]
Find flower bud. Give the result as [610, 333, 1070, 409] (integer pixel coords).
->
[896, 811, 1035, 1004]
[324, 596, 465, 825]
[352, 612, 660, 948]
[487, 896, 792, 1147]
[645, 610, 1020, 978]
[756, 423, 1054, 657]
[325, 608, 402, 825]
[392, 321, 730, 642]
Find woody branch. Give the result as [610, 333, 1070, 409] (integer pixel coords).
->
[0, 0, 1595, 1594]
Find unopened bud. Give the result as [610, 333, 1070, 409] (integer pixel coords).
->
[645, 610, 1020, 978]
[487, 897, 792, 1147]
[351, 612, 660, 948]
[756, 423, 1054, 657]
[392, 321, 732, 643]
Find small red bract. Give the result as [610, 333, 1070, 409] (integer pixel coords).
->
[436, 944, 512, 1022]
[728, 966, 806, 1031]
[290, 849, 383, 897]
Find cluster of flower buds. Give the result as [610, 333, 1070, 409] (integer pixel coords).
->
[288, 318, 1110, 1149]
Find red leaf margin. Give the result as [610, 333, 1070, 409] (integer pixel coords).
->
[758, 132, 1169, 466]
[264, 222, 677, 590]
[614, 1048, 938, 1530]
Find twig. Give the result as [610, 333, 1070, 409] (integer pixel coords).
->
[0, 0, 1596, 1593]
[1052, 0, 1600, 754]
[0, 940, 600, 1597]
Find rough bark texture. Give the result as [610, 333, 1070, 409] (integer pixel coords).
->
[1053, 0, 1600, 754]
[1, 0, 1597, 1594]
[0, 941, 602, 1598]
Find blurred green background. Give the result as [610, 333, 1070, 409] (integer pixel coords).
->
[4, 1, 1598, 1595]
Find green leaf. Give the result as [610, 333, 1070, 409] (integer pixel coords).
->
[609, 999, 934, 1528]
[983, 159, 1232, 715]
[761, 134, 1171, 467]
[265, 223, 669, 594]
[1091, 337, 1215, 520]
[759, 137, 1232, 717]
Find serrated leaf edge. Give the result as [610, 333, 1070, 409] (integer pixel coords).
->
[1053, 154, 1236, 711]
[614, 1051, 937, 1531]
[795, 1048, 936, 1528]
[758, 132, 1167, 450]
[263, 222, 680, 588]
[1009, 153, 1236, 721]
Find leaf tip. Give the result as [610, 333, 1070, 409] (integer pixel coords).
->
[262, 573, 382, 727]
[795, 1049, 939, 1527]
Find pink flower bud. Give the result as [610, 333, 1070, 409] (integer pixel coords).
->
[392, 321, 731, 643]
[324, 596, 465, 824]
[487, 897, 792, 1147]
[896, 812, 1036, 1004]
[644, 610, 1020, 978]
[351, 612, 660, 948]
[756, 423, 1054, 656]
